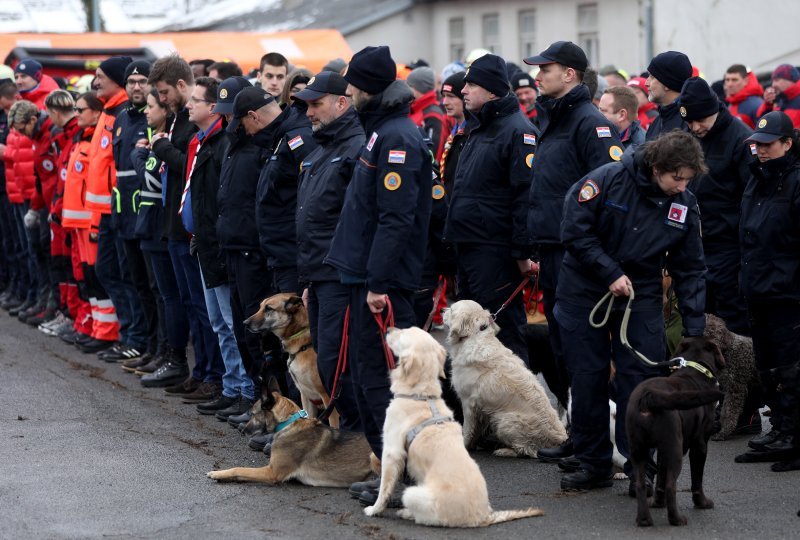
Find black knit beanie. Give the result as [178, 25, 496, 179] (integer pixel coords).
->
[464, 54, 510, 97]
[647, 51, 692, 92]
[98, 56, 133, 88]
[344, 46, 396, 95]
[678, 77, 720, 121]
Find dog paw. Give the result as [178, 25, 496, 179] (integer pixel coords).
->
[363, 506, 379, 517]
[396, 509, 413, 520]
[206, 471, 222, 481]
[668, 514, 688, 526]
[492, 448, 518, 458]
[693, 495, 714, 509]
[613, 472, 628, 480]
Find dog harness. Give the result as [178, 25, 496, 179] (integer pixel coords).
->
[274, 410, 308, 433]
[669, 356, 716, 380]
[394, 394, 455, 450]
[285, 328, 313, 369]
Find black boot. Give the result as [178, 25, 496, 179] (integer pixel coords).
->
[215, 396, 255, 421]
[538, 436, 573, 462]
[140, 348, 189, 388]
[197, 395, 237, 416]
[560, 468, 613, 491]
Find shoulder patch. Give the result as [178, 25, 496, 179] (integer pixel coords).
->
[668, 202, 688, 224]
[145, 156, 157, 171]
[609, 145, 623, 161]
[366, 131, 378, 151]
[388, 150, 406, 164]
[679, 106, 687, 118]
[42, 159, 54, 172]
[525, 153, 535, 169]
[384, 172, 402, 191]
[100, 135, 110, 149]
[75, 161, 84, 173]
[523, 133, 536, 146]
[288, 135, 304, 150]
[116, 127, 122, 137]
[578, 179, 600, 202]
[596, 126, 611, 138]
[749, 143, 758, 155]
[432, 184, 445, 200]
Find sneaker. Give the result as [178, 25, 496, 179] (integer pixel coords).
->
[749, 429, 781, 451]
[39, 312, 68, 335]
[100, 344, 144, 363]
[121, 353, 155, 373]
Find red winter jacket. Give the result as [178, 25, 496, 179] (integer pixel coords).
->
[18, 76, 59, 110]
[11, 128, 36, 202]
[3, 128, 28, 203]
[51, 116, 79, 219]
[726, 72, 764, 129]
[637, 101, 659, 130]
[30, 115, 58, 211]
[409, 90, 450, 162]
[756, 79, 800, 128]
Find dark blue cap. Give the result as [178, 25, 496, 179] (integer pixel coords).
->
[524, 41, 588, 72]
[214, 76, 252, 115]
[747, 111, 795, 143]
[293, 71, 349, 101]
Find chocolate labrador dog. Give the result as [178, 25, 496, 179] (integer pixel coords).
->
[626, 337, 725, 527]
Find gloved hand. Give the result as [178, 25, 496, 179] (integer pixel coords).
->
[24, 209, 40, 229]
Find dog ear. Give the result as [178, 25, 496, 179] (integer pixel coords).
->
[284, 296, 304, 313]
[437, 346, 447, 379]
[705, 340, 726, 370]
[449, 309, 474, 339]
[266, 376, 282, 396]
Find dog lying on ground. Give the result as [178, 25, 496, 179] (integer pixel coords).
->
[626, 337, 725, 527]
[365, 326, 543, 527]
[245, 293, 339, 428]
[703, 314, 759, 441]
[208, 378, 377, 486]
[444, 300, 567, 457]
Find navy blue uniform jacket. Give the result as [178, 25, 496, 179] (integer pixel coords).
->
[325, 81, 432, 294]
[529, 84, 622, 246]
[645, 100, 686, 141]
[740, 153, 800, 301]
[112, 105, 147, 239]
[557, 151, 707, 336]
[254, 103, 316, 269]
[296, 107, 364, 286]
[444, 93, 537, 259]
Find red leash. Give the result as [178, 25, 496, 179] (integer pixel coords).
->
[317, 305, 350, 423]
[372, 297, 396, 370]
[492, 273, 537, 320]
[422, 275, 446, 332]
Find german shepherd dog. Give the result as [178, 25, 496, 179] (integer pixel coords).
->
[245, 293, 339, 428]
[626, 337, 725, 527]
[208, 378, 378, 487]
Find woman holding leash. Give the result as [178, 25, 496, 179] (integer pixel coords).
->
[736, 111, 800, 471]
[553, 130, 708, 492]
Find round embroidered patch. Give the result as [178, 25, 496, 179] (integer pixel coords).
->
[758, 118, 767, 129]
[679, 106, 687, 118]
[525, 153, 534, 168]
[101, 135, 109, 149]
[609, 145, 623, 161]
[220, 88, 228, 100]
[432, 184, 445, 200]
[384, 172, 402, 191]
[146, 156, 157, 170]
[75, 161, 84, 173]
[60, 168, 67, 180]
[42, 159, 54, 171]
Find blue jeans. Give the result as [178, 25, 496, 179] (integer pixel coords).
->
[96, 214, 148, 348]
[145, 247, 189, 352]
[167, 240, 223, 384]
[200, 267, 254, 400]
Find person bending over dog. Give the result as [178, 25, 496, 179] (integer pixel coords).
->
[554, 130, 708, 493]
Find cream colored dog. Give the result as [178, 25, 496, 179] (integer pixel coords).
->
[364, 326, 543, 527]
[444, 300, 567, 457]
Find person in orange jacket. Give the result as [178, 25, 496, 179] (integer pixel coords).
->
[60, 91, 119, 346]
[83, 56, 135, 355]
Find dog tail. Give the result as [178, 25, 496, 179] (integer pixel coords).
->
[640, 388, 724, 411]
[484, 508, 544, 525]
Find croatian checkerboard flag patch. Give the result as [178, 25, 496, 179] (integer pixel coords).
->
[596, 126, 611, 138]
[750, 143, 758, 155]
[523, 133, 536, 145]
[668, 202, 688, 224]
[388, 150, 406, 164]
[288, 136, 304, 150]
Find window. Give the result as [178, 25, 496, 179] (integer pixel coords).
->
[577, 3, 599, 67]
[482, 13, 500, 55]
[518, 9, 536, 59]
[449, 17, 465, 61]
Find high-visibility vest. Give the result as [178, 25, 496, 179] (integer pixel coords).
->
[85, 89, 128, 213]
[62, 129, 95, 229]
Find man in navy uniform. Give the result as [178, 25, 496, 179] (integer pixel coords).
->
[325, 46, 431, 505]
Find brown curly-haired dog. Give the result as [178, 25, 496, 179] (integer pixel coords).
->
[704, 314, 760, 440]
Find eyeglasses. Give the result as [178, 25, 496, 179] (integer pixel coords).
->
[73, 107, 88, 113]
[189, 96, 215, 104]
[127, 80, 148, 88]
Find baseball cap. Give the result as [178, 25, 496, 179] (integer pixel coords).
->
[510, 71, 536, 91]
[746, 111, 795, 144]
[214, 76, 252, 115]
[226, 86, 274, 133]
[524, 41, 588, 72]
[293, 71, 349, 101]
[627, 76, 649, 96]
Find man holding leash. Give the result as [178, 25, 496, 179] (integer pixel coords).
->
[325, 45, 431, 506]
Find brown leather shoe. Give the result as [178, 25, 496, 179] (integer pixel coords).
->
[181, 382, 222, 404]
[121, 353, 154, 373]
[164, 375, 202, 395]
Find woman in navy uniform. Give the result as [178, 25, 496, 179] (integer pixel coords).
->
[555, 130, 708, 491]
[737, 111, 800, 470]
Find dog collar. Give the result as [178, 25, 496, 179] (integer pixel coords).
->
[274, 410, 309, 433]
[669, 357, 715, 379]
[395, 393, 440, 401]
[287, 328, 310, 341]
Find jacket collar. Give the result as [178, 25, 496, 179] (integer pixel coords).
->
[726, 72, 764, 105]
[357, 80, 414, 133]
[103, 89, 129, 112]
[466, 93, 521, 131]
[537, 84, 592, 131]
[780, 79, 800, 101]
[410, 90, 440, 116]
[312, 107, 362, 145]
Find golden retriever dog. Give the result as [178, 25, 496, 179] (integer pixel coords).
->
[245, 293, 338, 428]
[444, 300, 567, 457]
[364, 326, 544, 527]
[208, 379, 377, 487]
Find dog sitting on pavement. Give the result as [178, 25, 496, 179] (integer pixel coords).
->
[626, 337, 725, 527]
[364, 326, 544, 527]
[444, 300, 567, 458]
[208, 378, 377, 487]
[245, 293, 339, 428]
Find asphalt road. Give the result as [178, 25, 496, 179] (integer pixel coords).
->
[1, 313, 798, 540]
